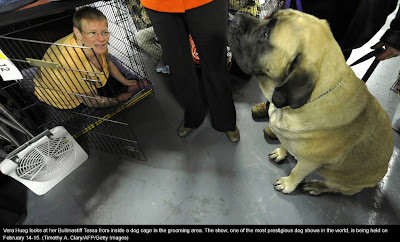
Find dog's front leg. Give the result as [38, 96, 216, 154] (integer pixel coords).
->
[274, 160, 319, 194]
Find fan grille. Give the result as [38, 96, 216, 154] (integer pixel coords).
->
[16, 137, 74, 181]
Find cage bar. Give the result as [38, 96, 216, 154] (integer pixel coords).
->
[0, 0, 152, 161]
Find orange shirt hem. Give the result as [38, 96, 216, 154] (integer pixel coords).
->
[140, 0, 214, 13]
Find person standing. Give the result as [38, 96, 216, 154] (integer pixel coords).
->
[140, 0, 240, 142]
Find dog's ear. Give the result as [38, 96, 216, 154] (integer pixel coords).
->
[272, 53, 316, 109]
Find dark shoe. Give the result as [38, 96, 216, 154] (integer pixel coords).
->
[177, 121, 192, 137]
[264, 126, 277, 139]
[251, 102, 269, 118]
[226, 125, 240, 142]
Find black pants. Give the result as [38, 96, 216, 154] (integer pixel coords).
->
[145, 0, 236, 132]
[290, 0, 360, 60]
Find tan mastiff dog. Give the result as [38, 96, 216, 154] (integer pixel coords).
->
[227, 9, 394, 195]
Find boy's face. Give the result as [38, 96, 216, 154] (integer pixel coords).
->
[74, 19, 109, 56]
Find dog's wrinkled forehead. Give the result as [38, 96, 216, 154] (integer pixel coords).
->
[227, 9, 317, 76]
[227, 11, 282, 75]
[229, 9, 305, 42]
[229, 12, 277, 45]
[230, 11, 278, 38]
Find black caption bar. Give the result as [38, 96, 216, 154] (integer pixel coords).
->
[1, 225, 396, 240]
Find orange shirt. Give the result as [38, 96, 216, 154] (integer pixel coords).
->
[140, 0, 214, 13]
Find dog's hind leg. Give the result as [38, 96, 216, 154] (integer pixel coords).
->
[303, 180, 339, 195]
[303, 180, 364, 195]
[264, 125, 278, 139]
[274, 159, 320, 194]
[269, 144, 287, 163]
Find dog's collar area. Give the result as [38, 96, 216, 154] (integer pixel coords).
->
[307, 79, 344, 104]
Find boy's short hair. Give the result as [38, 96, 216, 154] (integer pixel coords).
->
[73, 6, 107, 30]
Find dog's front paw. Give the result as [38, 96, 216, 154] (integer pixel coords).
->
[269, 147, 287, 163]
[274, 176, 297, 193]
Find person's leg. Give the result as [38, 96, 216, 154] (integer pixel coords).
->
[184, 0, 237, 132]
[97, 76, 127, 98]
[299, 0, 359, 56]
[145, 8, 206, 130]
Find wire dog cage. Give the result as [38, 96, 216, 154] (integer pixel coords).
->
[0, 0, 153, 161]
[126, 0, 162, 62]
